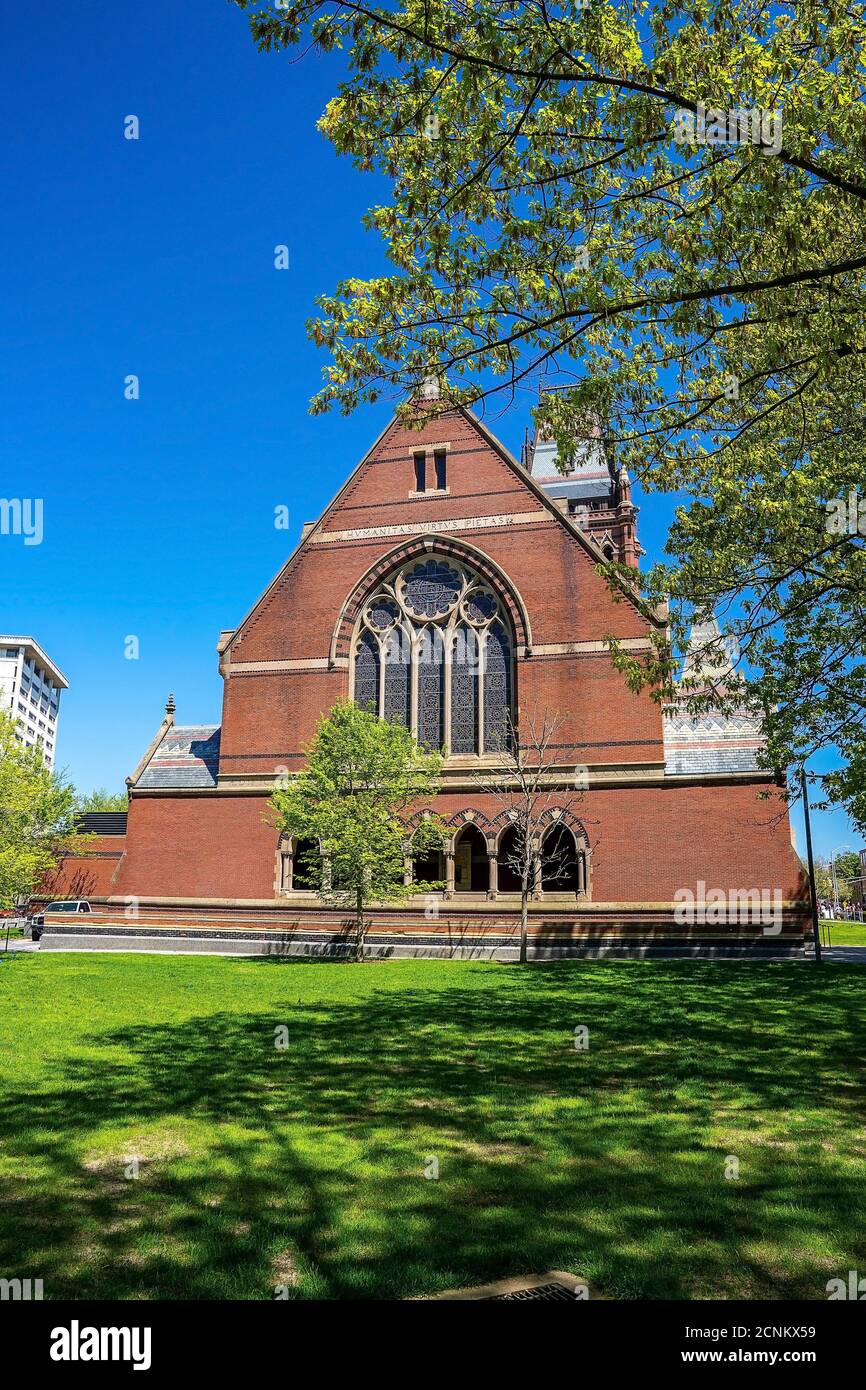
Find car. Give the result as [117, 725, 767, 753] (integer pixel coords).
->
[28, 899, 92, 940]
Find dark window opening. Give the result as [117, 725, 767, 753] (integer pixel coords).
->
[414, 452, 426, 492]
[434, 449, 447, 490]
[292, 837, 320, 891]
[413, 836, 445, 886]
[497, 824, 525, 893]
[541, 825, 581, 892]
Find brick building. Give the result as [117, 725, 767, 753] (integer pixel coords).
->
[44, 402, 808, 955]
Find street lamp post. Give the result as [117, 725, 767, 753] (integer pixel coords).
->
[800, 768, 822, 965]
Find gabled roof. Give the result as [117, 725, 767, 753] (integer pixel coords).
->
[224, 397, 663, 656]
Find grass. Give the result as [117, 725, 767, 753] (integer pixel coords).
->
[822, 920, 866, 947]
[1, 952, 865, 1301]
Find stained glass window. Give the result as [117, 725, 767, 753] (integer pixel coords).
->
[417, 626, 445, 749]
[368, 599, 399, 630]
[464, 590, 497, 623]
[451, 625, 478, 754]
[484, 621, 512, 751]
[352, 558, 513, 755]
[354, 629, 379, 713]
[383, 626, 411, 726]
[403, 560, 461, 618]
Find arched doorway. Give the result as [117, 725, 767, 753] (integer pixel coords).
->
[496, 823, 525, 893]
[454, 825, 489, 893]
[541, 824, 581, 893]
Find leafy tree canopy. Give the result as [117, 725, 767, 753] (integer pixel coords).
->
[0, 712, 89, 909]
[76, 788, 128, 813]
[235, 0, 866, 827]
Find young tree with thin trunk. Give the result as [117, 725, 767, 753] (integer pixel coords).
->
[476, 707, 587, 964]
[0, 711, 89, 917]
[270, 701, 442, 961]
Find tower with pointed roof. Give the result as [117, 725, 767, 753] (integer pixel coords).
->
[522, 396, 642, 569]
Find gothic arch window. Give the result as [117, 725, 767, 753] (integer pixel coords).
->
[483, 621, 512, 752]
[349, 556, 515, 755]
[354, 629, 380, 714]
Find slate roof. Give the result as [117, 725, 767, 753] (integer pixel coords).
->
[135, 725, 221, 789]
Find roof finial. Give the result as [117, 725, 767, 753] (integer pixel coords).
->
[165, 692, 176, 719]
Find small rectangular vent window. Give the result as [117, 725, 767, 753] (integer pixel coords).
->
[434, 449, 447, 491]
[414, 452, 426, 492]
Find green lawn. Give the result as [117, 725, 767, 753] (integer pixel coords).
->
[823, 920, 866, 947]
[1, 952, 864, 1301]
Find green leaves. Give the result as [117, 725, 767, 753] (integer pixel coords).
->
[269, 702, 442, 954]
[235, 0, 866, 826]
[0, 712, 86, 909]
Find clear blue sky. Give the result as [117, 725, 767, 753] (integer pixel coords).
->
[1, 0, 856, 860]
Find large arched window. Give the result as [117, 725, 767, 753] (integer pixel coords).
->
[350, 557, 514, 755]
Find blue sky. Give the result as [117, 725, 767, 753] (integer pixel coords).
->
[1, 0, 856, 860]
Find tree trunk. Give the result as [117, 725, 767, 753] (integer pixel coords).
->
[355, 888, 366, 963]
[519, 886, 529, 965]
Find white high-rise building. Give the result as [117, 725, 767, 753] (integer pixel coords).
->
[0, 636, 68, 770]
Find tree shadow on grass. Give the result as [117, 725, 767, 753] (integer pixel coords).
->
[2, 960, 865, 1300]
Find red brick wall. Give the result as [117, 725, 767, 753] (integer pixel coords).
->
[220, 406, 662, 773]
[114, 780, 803, 905]
[40, 835, 126, 901]
[115, 795, 279, 900]
[431, 781, 804, 901]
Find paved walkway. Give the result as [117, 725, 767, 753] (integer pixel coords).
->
[7, 940, 866, 962]
[809, 946, 866, 965]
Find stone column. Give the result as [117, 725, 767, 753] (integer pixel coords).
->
[531, 851, 543, 901]
[444, 849, 455, 899]
[487, 847, 498, 900]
